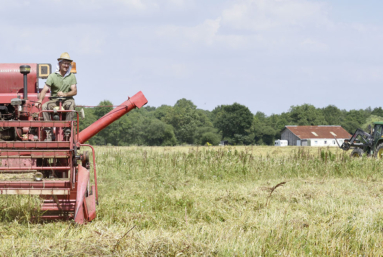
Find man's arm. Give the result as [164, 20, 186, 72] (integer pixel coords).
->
[36, 84, 50, 107]
[57, 84, 77, 97]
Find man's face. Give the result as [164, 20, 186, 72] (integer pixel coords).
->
[59, 60, 71, 73]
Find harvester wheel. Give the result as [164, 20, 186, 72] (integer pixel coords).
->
[350, 148, 363, 158]
[374, 144, 383, 159]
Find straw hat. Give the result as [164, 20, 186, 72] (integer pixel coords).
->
[57, 52, 73, 62]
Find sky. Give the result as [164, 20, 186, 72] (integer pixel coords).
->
[1, 0, 382, 115]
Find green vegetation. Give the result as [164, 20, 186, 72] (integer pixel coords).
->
[78, 100, 382, 146]
[1, 146, 383, 255]
[362, 115, 383, 131]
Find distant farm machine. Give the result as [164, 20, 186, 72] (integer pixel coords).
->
[0, 63, 147, 224]
[337, 122, 383, 158]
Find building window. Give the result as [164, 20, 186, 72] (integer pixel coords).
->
[324, 141, 327, 144]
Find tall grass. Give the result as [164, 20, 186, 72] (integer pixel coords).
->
[1, 146, 383, 256]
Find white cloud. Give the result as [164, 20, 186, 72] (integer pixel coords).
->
[300, 38, 328, 51]
[0, 22, 106, 57]
[221, 0, 331, 31]
[112, 0, 158, 10]
[153, 0, 335, 51]
[157, 18, 221, 46]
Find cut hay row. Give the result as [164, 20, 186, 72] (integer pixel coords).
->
[0, 146, 382, 256]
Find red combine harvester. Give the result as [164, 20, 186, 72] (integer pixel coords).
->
[0, 63, 147, 224]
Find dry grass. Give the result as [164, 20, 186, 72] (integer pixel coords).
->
[0, 146, 383, 256]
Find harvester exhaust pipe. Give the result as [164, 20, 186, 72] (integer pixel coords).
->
[78, 91, 148, 144]
[19, 65, 31, 100]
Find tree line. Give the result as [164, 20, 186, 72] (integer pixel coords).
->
[77, 99, 383, 146]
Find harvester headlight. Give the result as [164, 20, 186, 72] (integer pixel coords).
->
[19, 65, 31, 75]
[34, 172, 43, 181]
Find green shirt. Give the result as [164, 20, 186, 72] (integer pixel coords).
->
[45, 73, 77, 99]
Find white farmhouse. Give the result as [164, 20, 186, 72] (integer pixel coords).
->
[281, 125, 351, 146]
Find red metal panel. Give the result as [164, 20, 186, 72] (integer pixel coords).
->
[74, 165, 89, 224]
[85, 186, 96, 221]
[0, 64, 38, 94]
[0, 141, 70, 148]
[41, 204, 75, 211]
[0, 150, 71, 158]
[0, 121, 72, 128]
[0, 188, 70, 195]
[39, 215, 74, 220]
[2, 158, 36, 167]
[80, 144, 98, 201]
[0, 166, 70, 171]
[0, 181, 70, 188]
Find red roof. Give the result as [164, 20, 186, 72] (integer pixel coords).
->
[284, 126, 351, 139]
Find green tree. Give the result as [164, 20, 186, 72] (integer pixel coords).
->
[93, 100, 113, 119]
[289, 104, 327, 125]
[322, 105, 343, 125]
[213, 103, 253, 144]
[372, 107, 383, 117]
[154, 105, 173, 121]
[200, 132, 221, 145]
[163, 99, 207, 144]
[252, 112, 276, 145]
[142, 118, 177, 146]
[195, 127, 221, 145]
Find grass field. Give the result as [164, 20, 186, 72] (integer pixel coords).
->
[1, 146, 383, 256]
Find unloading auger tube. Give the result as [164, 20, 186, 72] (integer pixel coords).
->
[78, 91, 148, 143]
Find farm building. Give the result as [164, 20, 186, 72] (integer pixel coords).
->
[281, 125, 352, 146]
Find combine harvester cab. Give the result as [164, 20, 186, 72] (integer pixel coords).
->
[0, 63, 147, 224]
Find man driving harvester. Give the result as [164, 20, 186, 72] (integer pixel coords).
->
[36, 52, 77, 121]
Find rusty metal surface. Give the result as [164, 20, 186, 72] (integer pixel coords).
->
[0, 189, 70, 195]
[85, 186, 96, 221]
[0, 121, 72, 127]
[0, 64, 38, 93]
[0, 166, 71, 171]
[74, 164, 90, 224]
[0, 150, 71, 158]
[0, 141, 71, 148]
[0, 180, 70, 188]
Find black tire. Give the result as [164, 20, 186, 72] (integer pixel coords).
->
[350, 148, 363, 158]
[375, 144, 383, 159]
